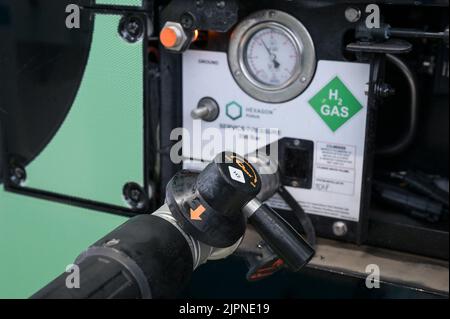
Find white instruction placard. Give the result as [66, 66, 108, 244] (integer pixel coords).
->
[182, 50, 370, 222]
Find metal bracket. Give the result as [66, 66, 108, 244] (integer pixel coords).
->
[347, 39, 413, 54]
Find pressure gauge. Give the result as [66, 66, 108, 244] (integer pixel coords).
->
[229, 10, 316, 103]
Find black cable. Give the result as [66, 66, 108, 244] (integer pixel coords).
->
[278, 186, 316, 247]
[390, 172, 450, 208]
[373, 180, 447, 223]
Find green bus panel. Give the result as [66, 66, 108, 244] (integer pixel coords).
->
[0, 190, 127, 298]
[0, 13, 142, 298]
[24, 14, 144, 208]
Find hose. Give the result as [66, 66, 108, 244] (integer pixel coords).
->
[377, 54, 420, 156]
[278, 186, 317, 247]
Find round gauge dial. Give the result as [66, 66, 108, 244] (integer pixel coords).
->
[244, 25, 300, 89]
[229, 10, 316, 104]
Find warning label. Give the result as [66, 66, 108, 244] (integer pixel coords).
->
[314, 143, 356, 196]
[317, 143, 356, 168]
[267, 194, 353, 219]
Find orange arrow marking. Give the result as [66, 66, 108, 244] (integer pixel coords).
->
[190, 205, 206, 221]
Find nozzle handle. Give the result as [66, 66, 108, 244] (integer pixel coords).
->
[244, 200, 315, 272]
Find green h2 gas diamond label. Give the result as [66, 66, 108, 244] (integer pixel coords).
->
[309, 76, 363, 132]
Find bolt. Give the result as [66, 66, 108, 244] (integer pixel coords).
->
[192, 97, 220, 122]
[216, 0, 226, 9]
[127, 21, 139, 34]
[123, 182, 146, 210]
[192, 106, 210, 120]
[375, 82, 396, 98]
[10, 165, 26, 186]
[14, 167, 25, 179]
[421, 58, 436, 75]
[293, 140, 301, 147]
[345, 7, 361, 23]
[130, 189, 141, 202]
[180, 12, 195, 30]
[333, 221, 348, 237]
[291, 181, 300, 188]
[119, 15, 144, 43]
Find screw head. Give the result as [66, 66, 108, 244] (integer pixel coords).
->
[10, 165, 26, 186]
[375, 82, 396, 98]
[333, 221, 348, 237]
[130, 189, 141, 202]
[119, 15, 145, 43]
[123, 182, 147, 210]
[345, 7, 362, 23]
[180, 12, 195, 30]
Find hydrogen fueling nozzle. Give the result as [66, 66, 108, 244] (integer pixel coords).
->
[167, 152, 315, 272]
[236, 152, 317, 280]
[32, 152, 314, 299]
[166, 152, 263, 248]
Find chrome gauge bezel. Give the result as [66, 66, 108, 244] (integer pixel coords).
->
[240, 22, 302, 91]
[229, 10, 317, 104]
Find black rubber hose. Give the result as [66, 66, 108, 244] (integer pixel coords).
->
[32, 215, 194, 299]
[377, 54, 419, 156]
[278, 186, 317, 247]
[31, 255, 142, 299]
[247, 203, 315, 272]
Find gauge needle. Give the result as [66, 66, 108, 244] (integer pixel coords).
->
[261, 40, 281, 69]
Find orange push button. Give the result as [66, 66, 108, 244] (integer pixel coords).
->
[160, 26, 180, 48]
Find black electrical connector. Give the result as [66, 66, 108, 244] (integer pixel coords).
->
[373, 171, 449, 223]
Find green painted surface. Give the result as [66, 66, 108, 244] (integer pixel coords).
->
[96, 0, 142, 6]
[0, 190, 127, 298]
[0, 14, 142, 298]
[25, 14, 144, 208]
